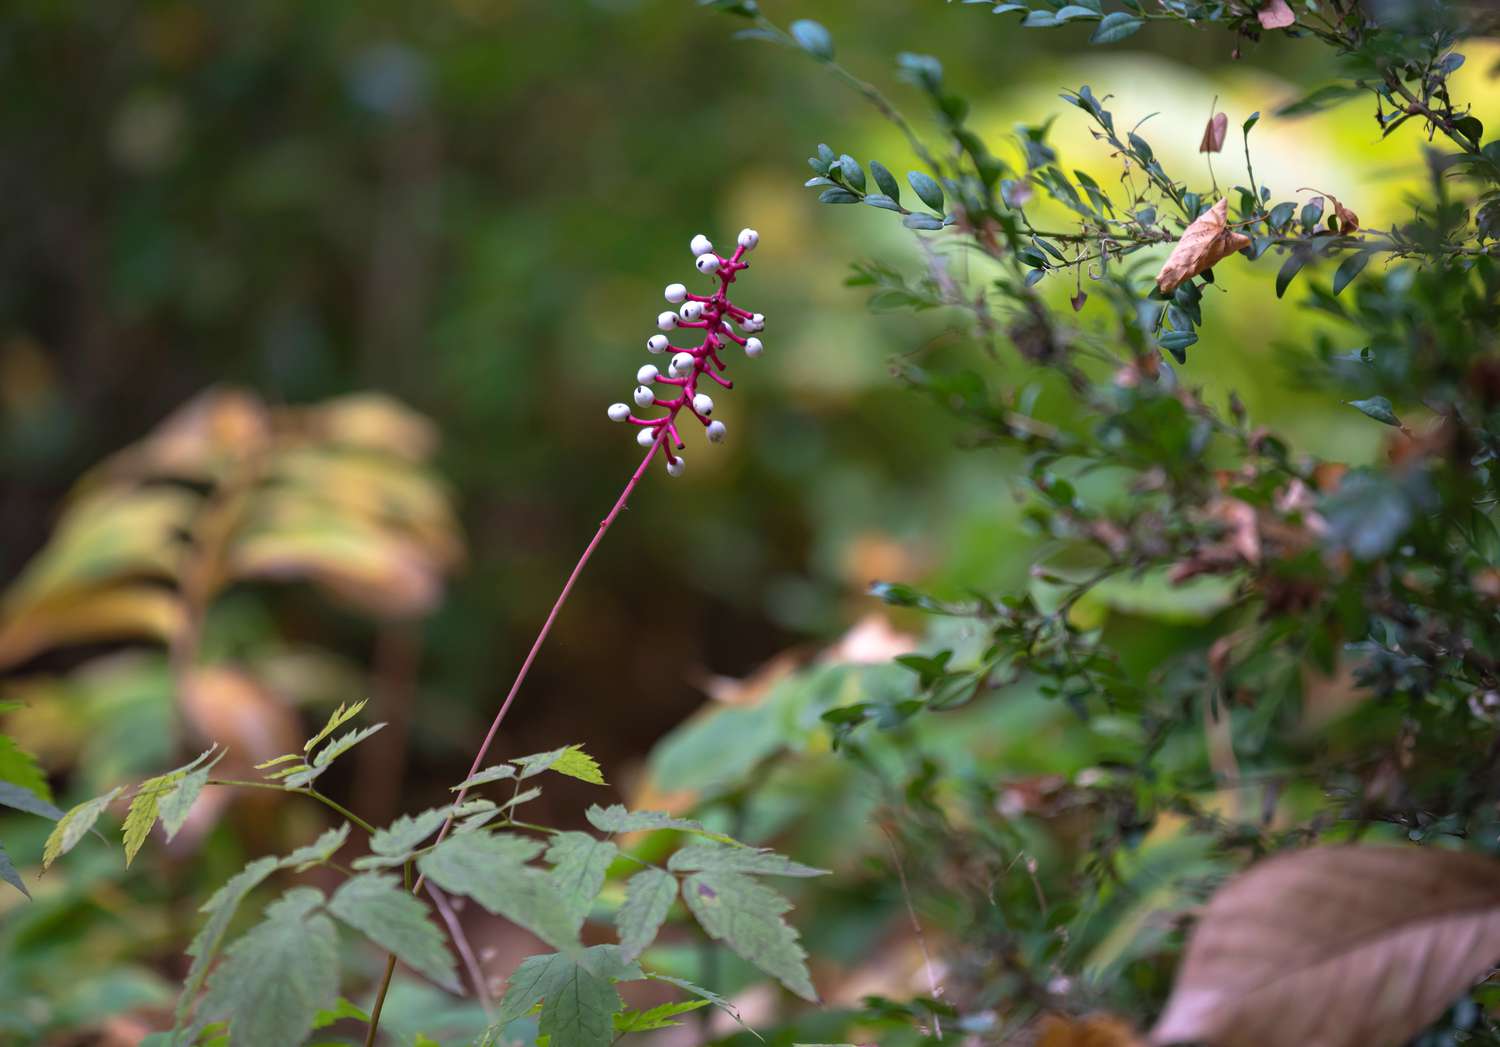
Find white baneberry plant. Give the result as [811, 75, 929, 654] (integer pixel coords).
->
[19, 230, 828, 1047]
[609, 227, 765, 477]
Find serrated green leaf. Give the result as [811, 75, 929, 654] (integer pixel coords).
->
[585, 804, 732, 841]
[549, 746, 605, 785]
[328, 873, 459, 992]
[159, 766, 214, 842]
[281, 823, 352, 871]
[668, 843, 829, 878]
[645, 973, 753, 1034]
[418, 831, 577, 949]
[682, 870, 817, 1001]
[907, 171, 944, 212]
[284, 723, 386, 788]
[123, 776, 177, 867]
[303, 699, 368, 753]
[0, 841, 29, 899]
[547, 832, 618, 929]
[199, 888, 338, 1047]
[451, 764, 517, 790]
[613, 999, 709, 1033]
[1347, 396, 1402, 427]
[616, 867, 677, 961]
[369, 806, 452, 859]
[492, 946, 639, 1046]
[42, 786, 122, 868]
[178, 856, 282, 1023]
[1090, 11, 1142, 43]
[0, 780, 64, 821]
[0, 734, 52, 802]
[254, 753, 302, 770]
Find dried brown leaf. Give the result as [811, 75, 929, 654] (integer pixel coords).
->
[1299, 187, 1360, 233]
[1199, 113, 1228, 153]
[1151, 845, 1500, 1047]
[1257, 0, 1295, 29]
[1040, 1013, 1145, 1047]
[1155, 199, 1252, 294]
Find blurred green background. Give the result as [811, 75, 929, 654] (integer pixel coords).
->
[1, 0, 1498, 1039]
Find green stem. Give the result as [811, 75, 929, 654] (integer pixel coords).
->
[207, 779, 378, 836]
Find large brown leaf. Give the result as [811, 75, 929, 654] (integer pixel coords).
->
[1152, 845, 1500, 1047]
[1154, 199, 1251, 294]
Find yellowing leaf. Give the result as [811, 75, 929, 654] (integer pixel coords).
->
[302, 392, 439, 462]
[1154, 199, 1252, 294]
[1151, 846, 1500, 1047]
[43, 787, 123, 868]
[0, 585, 184, 671]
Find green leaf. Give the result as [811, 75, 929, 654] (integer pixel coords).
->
[122, 747, 224, 862]
[281, 823, 352, 871]
[838, 154, 865, 192]
[1333, 250, 1372, 296]
[789, 19, 833, 60]
[302, 699, 368, 753]
[199, 888, 339, 1047]
[613, 999, 709, 1033]
[451, 764, 517, 790]
[668, 843, 829, 878]
[328, 873, 460, 992]
[585, 804, 732, 841]
[178, 856, 282, 1022]
[547, 832, 618, 929]
[42, 786, 122, 868]
[0, 841, 29, 899]
[819, 188, 860, 204]
[616, 867, 677, 961]
[1055, 4, 1102, 19]
[284, 723, 386, 788]
[368, 806, 452, 860]
[0, 735, 52, 802]
[903, 213, 944, 230]
[1275, 251, 1309, 298]
[681, 870, 817, 1001]
[512, 744, 604, 784]
[1347, 396, 1402, 427]
[159, 767, 213, 842]
[311, 997, 370, 1029]
[864, 193, 902, 211]
[492, 947, 637, 1047]
[0, 780, 64, 821]
[1243, 111, 1261, 134]
[549, 745, 606, 785]
[907, 171, 944, 212]
[1090, 12, 1143, 43]
[418, 831, 578, 949]
[645, 973, 752, 1032]
[869, 160, 900, 202]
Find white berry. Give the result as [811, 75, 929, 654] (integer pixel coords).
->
[680, 301, 704, 322]
[706, 420, 727, 442]
[690, 234, 713, 256]
[745, 337, 763, 357]
[608, 403, 630, 422]
[693, 393, 714, 416]
[646, 334, 669, 353]
[695, 254, 721, 275]
[666, 456, 685, 477]
[741, 313, 764, 333]
[657, 311, 678, 331]
[637, 364, 659, 384]
[633, 385, 655, 408]
[664, 283, 688, 304]
[671, 351, 695, 375]
[738, 228, 759, 250]
[637, 427, 656, 447]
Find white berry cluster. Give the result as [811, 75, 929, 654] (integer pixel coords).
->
[607, 228, 765, 476]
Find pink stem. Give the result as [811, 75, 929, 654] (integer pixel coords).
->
[425, 882, 493, 1017]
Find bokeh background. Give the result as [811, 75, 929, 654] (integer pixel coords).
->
[2, 0, 1498, 1042]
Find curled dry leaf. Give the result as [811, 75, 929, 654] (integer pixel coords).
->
[1199, 113, 1228, 154]
[1151, 845, 1500, 1047]
[1299, 187, 1360, 233]
[1155, 199, 1252, 294]
[1257, 0, 1295, 29]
